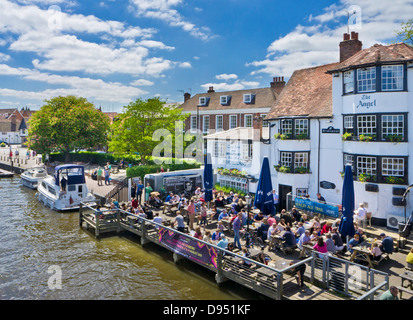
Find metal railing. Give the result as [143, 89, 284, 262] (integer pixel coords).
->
[79, 202, 389, 300]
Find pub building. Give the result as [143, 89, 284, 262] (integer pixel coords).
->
[266, 32, 413, 228]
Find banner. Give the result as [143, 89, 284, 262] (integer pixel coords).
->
[294, 197, 339, 218]
[158, 227, 218, 269]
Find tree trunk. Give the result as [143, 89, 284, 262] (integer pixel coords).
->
[64, 150, 70, 163]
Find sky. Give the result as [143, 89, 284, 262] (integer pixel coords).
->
[0, 0, 412, 112]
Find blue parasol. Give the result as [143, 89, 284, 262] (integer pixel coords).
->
[339, 164, 355, 238]
[253, 157, 275, 216]
[203, 153, 213, 202]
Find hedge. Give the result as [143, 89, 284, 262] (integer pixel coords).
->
[126, 161, 201, 180]
[214, 183, 247, 197]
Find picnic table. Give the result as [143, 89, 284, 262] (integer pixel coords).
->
[299, 243, 314, 258]
[163, 201, 179, 214]
[400, 270, 413, 290]
[349, 239, 388, 268]
[221, 218, 233, 234]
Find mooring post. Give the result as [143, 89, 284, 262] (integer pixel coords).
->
[215, 251, 228, 285]
[79, 203, 83, 227]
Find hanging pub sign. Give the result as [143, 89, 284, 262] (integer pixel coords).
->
[320, 180, 336, 189]
[322, 126, 340, 134]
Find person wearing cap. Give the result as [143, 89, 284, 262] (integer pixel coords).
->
[379, 233, 394, 254]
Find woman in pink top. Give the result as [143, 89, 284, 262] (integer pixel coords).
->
[313, 237, 328, 258]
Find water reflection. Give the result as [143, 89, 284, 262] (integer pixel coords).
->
[0, 177, 263, 300]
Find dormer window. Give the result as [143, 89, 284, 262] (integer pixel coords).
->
[199, 97, 207, 105]
[220, 96, 228, 105]
[243, 94, 252, 103]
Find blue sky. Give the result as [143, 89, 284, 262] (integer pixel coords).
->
[0, 0, 412, 112]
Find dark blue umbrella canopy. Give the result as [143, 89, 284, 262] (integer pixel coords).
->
[203, 153, 213, 202]
[254, 157, 275, 216]
[339, 164, 355, 238]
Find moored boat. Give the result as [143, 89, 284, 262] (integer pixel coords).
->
[21, 166, 49, 189]
[36, 164, 96, 211]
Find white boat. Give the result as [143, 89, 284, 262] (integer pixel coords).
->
[36, 164, 96, 211]
[21, 166, 49, 189]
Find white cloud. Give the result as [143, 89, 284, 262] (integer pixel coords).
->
[248, 0, 413, 79]
[215, 73, 238, 81]
[130, 79, 154, 86]
[129, 0, 215, 41]
[0, 64, 146, 103]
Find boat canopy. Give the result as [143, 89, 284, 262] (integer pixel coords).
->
[54, 164, 85, 186]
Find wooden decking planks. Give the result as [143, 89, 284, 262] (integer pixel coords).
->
[282, 277, 349, 300]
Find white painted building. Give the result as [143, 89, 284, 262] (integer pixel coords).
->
[266, 32, 413, 228]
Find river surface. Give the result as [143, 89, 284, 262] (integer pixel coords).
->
[0, 177, 262, 300]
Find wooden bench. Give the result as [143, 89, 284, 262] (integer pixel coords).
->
[371, 252, 389, 266]
[396, 286, 413, 299]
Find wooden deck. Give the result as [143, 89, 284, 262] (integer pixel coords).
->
[78, 205, 373, 301]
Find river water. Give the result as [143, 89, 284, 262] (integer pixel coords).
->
[0, 177, 261, 300]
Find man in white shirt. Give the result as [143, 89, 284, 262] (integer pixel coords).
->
[153, 213, 163, 230]
[354, 203, 367, 227]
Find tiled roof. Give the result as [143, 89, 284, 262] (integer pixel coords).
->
[266, 62, 340, 120]
[179, 87, 278, 112]
[327, 42, 413, 73]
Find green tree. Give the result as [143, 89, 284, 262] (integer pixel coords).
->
[396, 19, 413, 46]
[109, 97, 187, 165]
[28, 95, 110, 162]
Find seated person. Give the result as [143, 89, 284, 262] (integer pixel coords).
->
[282, 227, 297, 248]
[276, 218, 287, 234]
[297, 230, 312, 250]
[267, 222, 278, 240]
[211, 229, 223, 242]
[214, 196, 224, 208]
[218, 209, 229, 221]
[379, 233, 394, 254]
[239, 247, 252, 268]
[152, 213, 163, 229]
[355, 226, 366, 242]
[257, 218, 270, 241]
[291, 207, 301, 223]
[331, 227, 345, 252]
[165, 192, 174, 202]
[325, 233, 336, 254]
[280, 209, 294, 226]
[294, 222, 306, 238]
[320, 221, 332, 235]
[216, 235, 228, 250]
[369, 242, 383, 261]
[254, 212, 264, 222]
[313, 237, 328, 258]
[348, 233, 360, 254]
[310, 231, 319, 243]
[299, 213, 309, 223]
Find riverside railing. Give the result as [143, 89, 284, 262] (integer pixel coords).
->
[78, 202, 389, 300]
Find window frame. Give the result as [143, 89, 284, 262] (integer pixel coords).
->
[244, 114, 253, 128]
[220, 96, 228, 105]
[381, 64, 404, 91]
[342, 112, 407, 142]
[229, 115, 237, 129]
[199, 97, 207, 106]
[190, 115, 197, 133]
[202, 115, 209, 134]
[216, 115, 223, 132]
[278, 151, 310, 174]
[277, 118, 309, 139]
[343, 152, 408, 184]
[243, 94, 252, 103]
[357, 67, 376, 93]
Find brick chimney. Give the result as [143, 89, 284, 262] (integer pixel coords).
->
[270, 77, 286, 95]
[339, 32, 362, 62]
[207, 86, 215, 93]
[183, 92, 191, 102]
